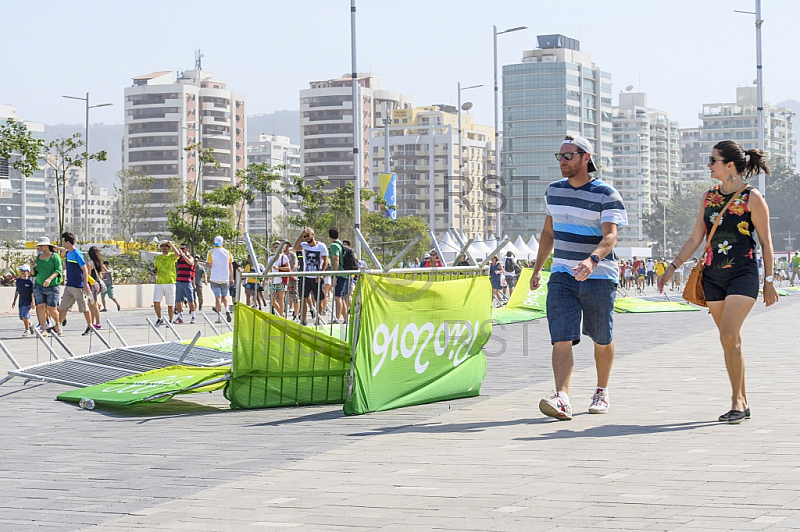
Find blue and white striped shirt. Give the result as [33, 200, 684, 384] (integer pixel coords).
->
[545, 178, 628, 282]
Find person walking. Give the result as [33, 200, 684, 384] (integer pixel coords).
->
[152, 240, 180, 326]
[532, 135, 628, 421]
[504, 252, 519, 295]
[489, 256, 504, 303]
[268, 241, 290, 317]
[30, 237, 63, 337]
[173, 243, 196, 324]
[100, 260, 121, 312]
[293, 227, 328, 326]
[328, 227, 350, 323]
[791, 251, 800, 286]
[658, 140, 777, 424]
[86, 246, 104, 329]
[58, 232, 94, 336]
[206, 235, 233, 323]
[193, 256, 207, 311]
[283, 243, 300, 320]
[12, 264, 34, 336]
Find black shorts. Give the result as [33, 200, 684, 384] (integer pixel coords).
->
[703, 262, 759, 301]
[301, 277, 321, 299]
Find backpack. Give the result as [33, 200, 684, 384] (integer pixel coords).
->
[505, 257, 515, 273]
[341, 244, 360, 271]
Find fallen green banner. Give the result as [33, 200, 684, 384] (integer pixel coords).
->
[224, 304, 350, 409]
[492, 269, 549, 324]
[344, 275, 491, 415]
[57, 365, 230, 406]
[613, 297, 702, 313]
[182, 332, 234, 352]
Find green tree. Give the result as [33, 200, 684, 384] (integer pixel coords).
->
[0, 118, 44, 178]
[166, 185, 246, 254]
[363, 213, 430, 266]
[114, 169, 155, 243]
[643, 182, 709, 257]
[286, 176, 333, 235]
[184, 142, 221, 200]
[43, 133, 107, 238]
[237, 162, 284, 244]
[762, 161, 800, 250]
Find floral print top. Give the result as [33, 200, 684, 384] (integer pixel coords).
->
[703, 184, 756, 270]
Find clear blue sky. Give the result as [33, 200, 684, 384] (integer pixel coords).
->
[3, 0, 798, 130]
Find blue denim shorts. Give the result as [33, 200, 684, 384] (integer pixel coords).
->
[18, 304, 31, 320]
[33, 283, 60, 307]
[210, 281, 230, 298]
[545, 272, 616, 346]
[176, 281, 195, 303]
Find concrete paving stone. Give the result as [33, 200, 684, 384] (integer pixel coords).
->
[2, 299, 799, 530]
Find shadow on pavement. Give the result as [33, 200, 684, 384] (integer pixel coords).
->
[515, 419, 720, 440]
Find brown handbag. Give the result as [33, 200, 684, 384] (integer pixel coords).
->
[682, 184, 747, 306]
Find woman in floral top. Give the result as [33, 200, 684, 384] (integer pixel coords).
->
[658, 140, 778, 424]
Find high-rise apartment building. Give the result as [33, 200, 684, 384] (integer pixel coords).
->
[612, 92, 680, 247]
[678, 128, 710, 191]
[687, 87, 796, 182]
[501, 34, 613, 237]
[368, 105, 495, 237]
[246, 134, 302, 238]
[0, 105, 46, 241]
[300, 74, 411, 191]
[123, 65, 246, 238]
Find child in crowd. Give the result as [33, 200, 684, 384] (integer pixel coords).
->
[12, 264, 34, 336]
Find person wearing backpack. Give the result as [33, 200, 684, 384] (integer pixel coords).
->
[328, 227, 350, 323]
[504, 251, 519, 295]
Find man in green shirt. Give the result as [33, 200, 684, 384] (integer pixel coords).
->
[791, 252, 800, 285]
[328, 227, 349, 323]
[153, 240, 180, 326]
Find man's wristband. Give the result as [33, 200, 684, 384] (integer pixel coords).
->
[669, 262, 678, 270]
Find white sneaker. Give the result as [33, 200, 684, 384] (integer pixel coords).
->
[589, 389, 609, 414]
[22, 329, 32, 337]
[539, 393, 572, 420]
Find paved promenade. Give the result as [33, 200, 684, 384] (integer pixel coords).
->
[0, 295, 798, 531]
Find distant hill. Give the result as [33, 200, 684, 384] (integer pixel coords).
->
[247, 110, 300, 144]
[44, 110, 301, 192]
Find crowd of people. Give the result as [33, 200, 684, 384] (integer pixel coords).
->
[11, 232, 119, 337]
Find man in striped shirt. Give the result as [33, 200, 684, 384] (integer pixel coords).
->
[531, 135, 628, 421]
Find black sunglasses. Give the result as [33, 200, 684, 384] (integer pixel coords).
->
[708, 156, 725, 165]
[555, 151, 585, 162]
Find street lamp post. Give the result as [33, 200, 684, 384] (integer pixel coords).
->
[457, 82, 482, 235]
[735, 0, 766, 195]
[63, 93, 112, 240]
[494, 24, 527, 239]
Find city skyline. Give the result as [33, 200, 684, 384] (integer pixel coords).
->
[3, 0, 798, 133]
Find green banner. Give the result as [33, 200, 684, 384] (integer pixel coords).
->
[224, 304, 350, 409]
[182, 332, 234, 353]
[57, 365, 229, 406]
[344, 275, 491, 416]
[492, 269, 549, 324]
[613, 297, 702, 313]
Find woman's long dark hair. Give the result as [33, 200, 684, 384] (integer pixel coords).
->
[88, 246, 102, 275]
[713, 140, 770, 179]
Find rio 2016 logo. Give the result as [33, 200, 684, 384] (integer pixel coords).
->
[370, 320, 482, 377]
[100, 375, 197, 395]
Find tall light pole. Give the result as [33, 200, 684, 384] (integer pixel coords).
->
[350, 0, 362, 256]
[63, 93, 112, 240]
[735, 1, 765, 194]
[457, 82, 482, 234]
[494, 24, 527, 239]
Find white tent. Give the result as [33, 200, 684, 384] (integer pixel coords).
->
[485, 235, 498, 255]
[468, 235, 490, 259]
[499, 240, 522, 257]
[436, 232, 461, 264]
[513, 235, 535, 258]
[527, 235, 540, 256]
